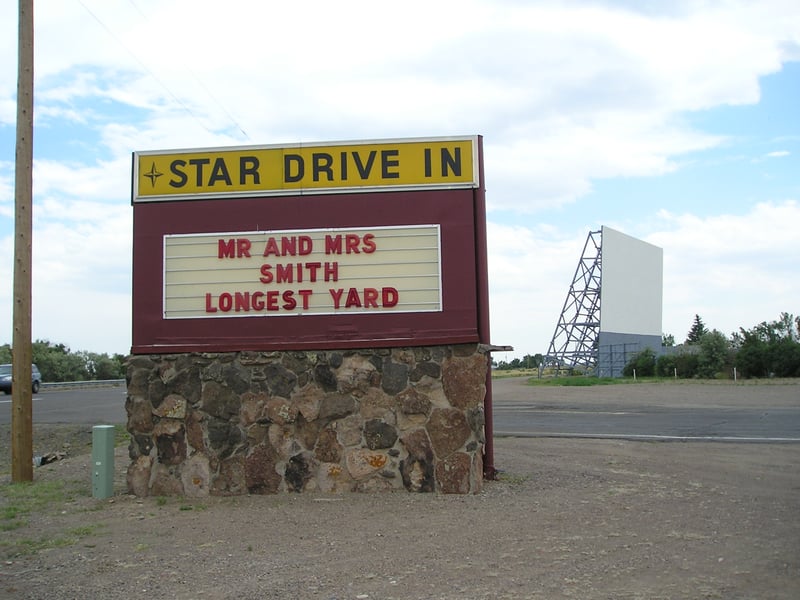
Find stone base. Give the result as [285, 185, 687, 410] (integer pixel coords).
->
[125, 344, 488, 495]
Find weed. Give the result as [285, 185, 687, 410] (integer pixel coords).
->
[497, 472, 530, 485]
[1, 527, 101, 558]
[2, 505, 23, 522]
[1, 510, 27, 531]
[114, 423, 131, 447]
[2, 480, 77, 506]
[0, 480, 80, 532]
[67, 525, 102, 537]
[526, 376, 622, 387]
[0, 480, 102, 558]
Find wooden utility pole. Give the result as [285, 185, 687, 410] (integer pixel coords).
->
[12, 0, 34, 482]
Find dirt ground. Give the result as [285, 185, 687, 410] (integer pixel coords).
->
[1, 380, 799, 599]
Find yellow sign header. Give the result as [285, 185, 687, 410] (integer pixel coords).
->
[133, 136, 479, 202]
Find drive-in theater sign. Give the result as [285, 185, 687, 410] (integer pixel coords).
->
[128, 136, 497, 496]
[131, 136, 490, 353]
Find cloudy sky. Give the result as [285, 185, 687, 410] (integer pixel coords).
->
[1, 0, 798, 360]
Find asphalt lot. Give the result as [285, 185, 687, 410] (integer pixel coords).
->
[2, 378, 799, 598]
[0, 386, 127, 425]
[490, 376, 800, 441]
[2, 378, 799, 442]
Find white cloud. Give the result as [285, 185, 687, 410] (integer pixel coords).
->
[649, 201, 800, 337]
[1, 0, 799, 356]
[487, 201, 800, 357]
[5, 0, 794, 213]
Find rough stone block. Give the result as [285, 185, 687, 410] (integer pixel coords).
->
[150, 463, 184, 496]
[266, 396, 299, 425]
[363, 419, 398, 450]
[153, 419, 186, 465]
[399, 428, 435, 492]
[240, 391, 268, 426]
[346, 448, 389, 479]
[211, 455, 246, 496]
[442, 354, 487, 410]
[245, 443, 281, 494]
[314, 427, 343, 463]
[436, 452, 472, 494]
[126, 455, 152, 497]
[127, 345, 488, 496]
[285, 451, 315, 492]
[153, 393, 187, 420]
[381, 359, 409, 395]
[181, 454, 211, 497]
[426, 407, 471, 458]
[317, 462, 349, 493]
[126, 395, 153, 433]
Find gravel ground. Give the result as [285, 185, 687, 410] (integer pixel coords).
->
[1, 380, 798, 599]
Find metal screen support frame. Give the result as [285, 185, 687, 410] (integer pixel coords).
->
[545, 229, 602, 374]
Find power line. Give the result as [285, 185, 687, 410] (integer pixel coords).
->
[77, 0, 249, 140]
[126, 0, 249, 140]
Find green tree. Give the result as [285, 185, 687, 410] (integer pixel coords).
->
[521, 353, 543, 369]
[90, 353, 125, 379]
[685, 314, 707, 344]
[697, 330, 731, 378]
[675, 351, 700, 378]
[662, 333, 675, 347]
[0, 339, 127, 381]
[622, 348, 656, 377]
[736, 313, 800, 378]
[32, 340, 88, 382]
[656, 352, 676, 377]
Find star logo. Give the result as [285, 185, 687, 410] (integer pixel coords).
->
[143, 162, 163, 188]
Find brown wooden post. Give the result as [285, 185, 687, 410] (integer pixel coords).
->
[12, 0, 35, 483]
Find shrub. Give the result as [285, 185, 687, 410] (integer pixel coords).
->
[622, 348, 656, 377]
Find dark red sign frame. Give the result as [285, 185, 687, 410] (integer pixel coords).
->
[131, 138, 489, 355]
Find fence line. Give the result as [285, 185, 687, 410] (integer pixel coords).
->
[41, 379, 125, 390]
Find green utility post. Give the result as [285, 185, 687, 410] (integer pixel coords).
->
[92, 425, 115, 499]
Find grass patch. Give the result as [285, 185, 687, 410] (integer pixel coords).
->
[67, 525, 102, 537]
[1, 480, 80, 527]
[114, 423, 130, 446]
[494, 370, 665, 385]
[0, 524, 103, 559]
[525, 376, 626, 387]
[3, 535, 77, 557]
[1, 506, 27, 531]
[497, 472, 530, 485]
[523, 375, 686, 387]
[492, 368, 538, 379]
[0, 479, 87, 542]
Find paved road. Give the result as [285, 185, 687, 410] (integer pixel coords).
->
[0, 386, 128, 425]
[492, 403, 800, 441]
[3, 379, 799, 442]
[490, 377, 800, 442]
